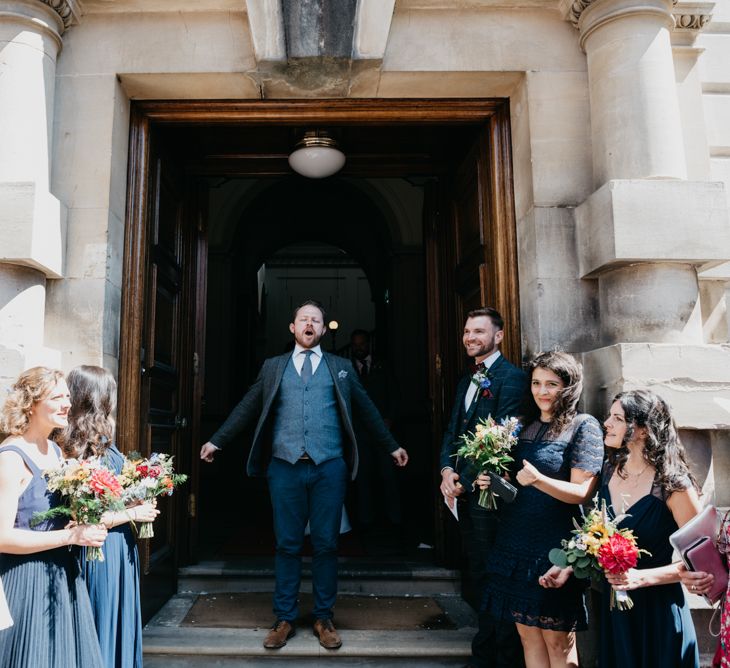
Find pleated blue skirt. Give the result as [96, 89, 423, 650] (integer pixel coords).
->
[81, 526, 143, 668]
[0, 548, 103, 668]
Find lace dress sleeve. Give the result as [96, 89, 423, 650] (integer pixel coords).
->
[568, 415, 604, 475]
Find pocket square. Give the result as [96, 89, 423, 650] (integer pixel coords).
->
[338, 370, 348, 379]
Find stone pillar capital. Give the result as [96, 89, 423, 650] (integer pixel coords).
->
[560, 0, 677, 49]
[0, 0, 81, 49]
[38, 0, 82, 29]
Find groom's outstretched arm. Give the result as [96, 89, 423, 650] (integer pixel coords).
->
[200, 362, 266, 462]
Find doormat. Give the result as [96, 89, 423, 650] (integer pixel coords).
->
[181, 592, 456, 630]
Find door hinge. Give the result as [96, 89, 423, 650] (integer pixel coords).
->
[188, 493, 197, 519]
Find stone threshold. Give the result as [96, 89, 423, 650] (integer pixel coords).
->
[178, 557, 460, 580]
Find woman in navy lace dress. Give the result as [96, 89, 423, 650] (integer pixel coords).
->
[60, 365, 159, 668]
[478, 351, 604, 668]
[0, 367, 107, 668]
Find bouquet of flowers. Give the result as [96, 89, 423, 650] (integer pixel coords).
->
[31, 458, 124, 561]
[120, 452, 188, 538]
[549, 496, 649, 610]
[454, 416, 521, 510]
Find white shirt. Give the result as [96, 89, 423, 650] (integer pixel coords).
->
[464, 350, 501, 410]
[293, 343, 323, 375]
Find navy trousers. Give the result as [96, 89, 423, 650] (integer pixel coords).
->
[267, 456, 348, 622]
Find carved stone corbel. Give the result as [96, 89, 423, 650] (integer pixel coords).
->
[672, 2, 714, 45]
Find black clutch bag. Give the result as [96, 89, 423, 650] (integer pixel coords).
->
[488, 471, 518, 504]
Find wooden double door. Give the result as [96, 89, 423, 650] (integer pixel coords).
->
[118, 99, 520, 619]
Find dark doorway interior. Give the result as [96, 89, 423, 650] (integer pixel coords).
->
[198, 175, 434, 558]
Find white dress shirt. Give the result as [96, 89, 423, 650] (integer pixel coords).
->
[293, 343, 323, 375]
[464, 350, 501, 410]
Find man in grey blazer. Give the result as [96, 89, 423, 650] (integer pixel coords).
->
[200, 300, 408, 651]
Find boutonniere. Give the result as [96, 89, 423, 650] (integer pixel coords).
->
[471, 364, 493, 399]
[338, 370, 348, 379]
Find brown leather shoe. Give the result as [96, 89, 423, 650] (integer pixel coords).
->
[263, 620, 295, 649]
[313, 618, 342, 650]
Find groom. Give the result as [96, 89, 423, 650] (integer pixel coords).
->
[200, 300, 408, 651]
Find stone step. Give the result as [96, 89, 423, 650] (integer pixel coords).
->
[143, 626, 472, 667]
[178, 558, 461, 596]
[144, 587, 476, 667]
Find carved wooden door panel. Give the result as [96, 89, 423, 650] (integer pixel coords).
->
[137, 149, 200, 619]
[427, 126, 502, 565]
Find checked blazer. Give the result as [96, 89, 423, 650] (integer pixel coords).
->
[209, 351, 400, 480]
[439, 354, 528, 490]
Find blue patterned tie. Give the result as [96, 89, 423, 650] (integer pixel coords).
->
[301, 350, 313, 384]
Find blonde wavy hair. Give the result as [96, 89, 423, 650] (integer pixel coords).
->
[0, 367, 65, 437]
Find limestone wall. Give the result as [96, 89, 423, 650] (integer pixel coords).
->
[0, 0, 728, 444]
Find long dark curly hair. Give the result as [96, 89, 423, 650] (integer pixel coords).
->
[524, 351, 583, 438]
[607, 389, 698, 494]
[58, 365, 116, 460]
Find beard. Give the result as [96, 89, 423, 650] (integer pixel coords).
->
[294, 329, 324, 349]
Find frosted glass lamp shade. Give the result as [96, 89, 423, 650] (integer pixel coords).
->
[288, 132, 346, 178]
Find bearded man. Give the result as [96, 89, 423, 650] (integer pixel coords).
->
[200, 300, 408, 651]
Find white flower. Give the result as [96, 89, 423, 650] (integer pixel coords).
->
[338, 370, 348, 379]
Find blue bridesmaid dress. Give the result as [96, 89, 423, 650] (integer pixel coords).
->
[81, 443, 143, 668]
[598, 464, 699, 668]
[0, 443, 103, 667]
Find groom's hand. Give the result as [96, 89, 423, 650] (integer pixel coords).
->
[200, 442, 219, 462]
[440, 468, 463, 500]
[390, 447, 408, 467]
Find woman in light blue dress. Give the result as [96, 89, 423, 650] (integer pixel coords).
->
[60, 365, 159, 668]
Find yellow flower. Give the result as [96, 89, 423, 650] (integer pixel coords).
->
[587, 523, 610, 542]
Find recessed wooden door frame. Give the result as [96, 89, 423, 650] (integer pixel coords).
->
[117, 98, 521, 565]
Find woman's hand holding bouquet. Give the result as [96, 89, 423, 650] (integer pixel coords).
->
[548, 496, 649, 610]
[32, 458, 123, 561]
[120, 452, 187, 538]
[457, 416, 520, 510]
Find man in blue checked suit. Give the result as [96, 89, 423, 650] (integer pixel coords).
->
[200, 300, 408, 652]
[439, 307, 527, 668]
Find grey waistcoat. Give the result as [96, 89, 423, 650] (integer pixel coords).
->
[271, 357, 344, 465]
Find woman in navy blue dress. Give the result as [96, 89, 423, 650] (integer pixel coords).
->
[60, 365, 159, 668]
[0, 367, 107, 667]
[478, 352, 604, 668]
[599, 390, 700, 668]
[541, 389, 702, 667]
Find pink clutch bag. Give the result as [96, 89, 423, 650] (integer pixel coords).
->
[683, 537, 728, 604]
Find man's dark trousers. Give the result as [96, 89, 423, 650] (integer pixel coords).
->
[267, 456, 348, 621]
[460, 492, 524, 668]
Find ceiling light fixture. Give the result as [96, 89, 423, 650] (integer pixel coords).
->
[288, 130, 346, 179]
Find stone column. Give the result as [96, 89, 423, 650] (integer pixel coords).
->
[561, 0, 730, 426]
[0, 1, 77, 384]
[572, 0, 686, 184]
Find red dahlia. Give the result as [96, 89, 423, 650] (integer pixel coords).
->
[597, 533, 639, 574]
